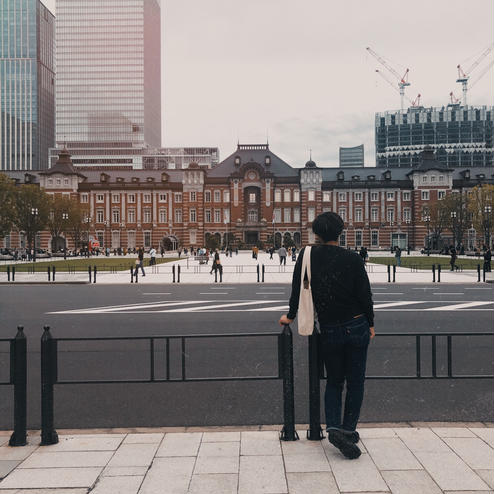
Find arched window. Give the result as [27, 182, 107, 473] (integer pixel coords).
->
[248, 210, 258, 222]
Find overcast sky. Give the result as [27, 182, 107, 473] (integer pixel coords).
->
[43, 0, 493, 167]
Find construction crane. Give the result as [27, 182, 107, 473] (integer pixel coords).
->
[367, 47, 410, 110]
[374, 70, 422, 108]
[411, 94, 422, 107]
[449, 91, 461, 105]
[456, 44, 494, 106]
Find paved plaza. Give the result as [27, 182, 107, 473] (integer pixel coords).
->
[0, 425, 493, 493]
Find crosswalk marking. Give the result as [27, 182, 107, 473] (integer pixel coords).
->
[373, 301, 425, 309]
[425, 301, 493, 311]
[163, 300, 281, 313]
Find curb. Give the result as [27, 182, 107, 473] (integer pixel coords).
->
[0, 281, 89, 285]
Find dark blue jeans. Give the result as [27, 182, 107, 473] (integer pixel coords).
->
[319, 316, 370, 432]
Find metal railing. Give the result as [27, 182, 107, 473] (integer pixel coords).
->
[0, 328, 27, 446]
[39, 325, 298, 445]
[306, 331, 494, 440]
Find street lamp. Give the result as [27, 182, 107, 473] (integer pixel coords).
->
[85, 216, 91, 257]
[272, 217, 276, 249]
[224, 218, 229, 251]
[31, 208, 38, 262]
[484, 205, 492, 248]
[405, 219, 411, 253]
[423, 214, 431, 256]
[450, 211, 457, 249]
[62, 212, 69, 259]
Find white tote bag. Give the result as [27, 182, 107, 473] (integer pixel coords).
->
[297, 246, 315, 336]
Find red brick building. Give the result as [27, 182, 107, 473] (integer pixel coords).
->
[4, 144, 493, 252]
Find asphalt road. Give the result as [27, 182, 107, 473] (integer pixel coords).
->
[0, 283, 493, 429]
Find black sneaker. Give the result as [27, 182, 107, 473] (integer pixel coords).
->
[328, 429, 361, 459]
[341, 430, 360, 444]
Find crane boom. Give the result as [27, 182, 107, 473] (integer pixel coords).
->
[469, 59, 494, 90]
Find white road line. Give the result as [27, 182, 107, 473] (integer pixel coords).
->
[373, 293, 404, 295]
[412, 288, 437, 290]
[200, 292, 228, 295]
[465, 288, 492, 290]
[425, 301, 493, 311]
[209, 287, 236, 289]
[256, 292, 285, 295]
[143, 293, 172, 295]
[162, 300, 283, 313]
[250, 305, 290, 311]
[373, 301, 425, 309]
[433, 293, 464, 295]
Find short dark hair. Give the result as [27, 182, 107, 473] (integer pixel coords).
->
[312, 212, 344, 242]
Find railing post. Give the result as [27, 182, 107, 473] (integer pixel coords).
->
[12, 265, 15, 282]
[88, 266, 92, 283]
[307, 332, 324, 440]
[41, 326, 58, 445]
[432, 264, 436, 282]
[437, 264, 441, 283]
[483, 265, 486, 283]
[257, 264, 260, 283]
[477, 264, 481, 282]
[7, 265, 10, 282]
[172, 265, 176, 283]
[392, 265, 396, 283]
[130, 266, 134, 283]
[279, 325, 298, 441]
[47, 266, 51, 282]
[177, 265, 181, 283]
[135, 266, 138, 283]
[8, 327, 27, 446]
[93, 266, 97, 284]
[219, 266, 222, 283]
[52, 266, 56, 282]
[387, 265, 390, 282]
[262, 264, 265, 283]
[214, 268, 218, 283]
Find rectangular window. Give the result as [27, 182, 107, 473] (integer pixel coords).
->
[249, 193, 256, 203]
[128, 209, 136, 223]
[205, 191, 211, 202]
[128, 194, 136, 203]
[339, 230, 347, 247]
[355, 208, 362, 222]
[284, 189, 291, 202]
[387, 208, 395, 222]
[112, 193, 120, 203]
[371, 230, 379, 247]
[338, 208, 346, 221]
[293, 208, 300, 222]
[190, 208, 196, 222]
[96, 194, 104, 203]
[438, 190, 446, 200]
[354, 192, 363, 201]
[143, 194, 152, 203]
[214, 209, 221, 223]
[143, 209, 151, 223]
[96, 209, 104, 223]
[403, 191, 411, 201]
[355, 230, 363, 247]
[80, 193, 88, 203]
[371, 208, 379, 222]
[214, 190, 221, 202]
[430, 175, 436, 183]
[275, 189, 282, 202]
[174, 193, 182, 203]
[370, 192, 379, 201]
[224, 209, 230, 222]
[144, 231, 151, 248]
[293, 190, 300, 202]
[158, 193, 167, 202]
[323, 191, 331, 202]
[403, 208, 411, 221]
[422, 190, 430, 201]
[422, 176, 428, 183]
[248, 210, 258, 222]
[175, 209, 183, 223]
[223, 190, 230, 202]
[284, 208, 291, 223]
[112, 209, 120, 223]
[338, 192, 347, 202]
[274, 208, 282, 223]
[386, 191, 395, 201]
[190, 192, 196, 202]
[308, 190, 315, 201]
[127, 231, 136, 249]
[439, 175, 445, 183]
[308, 207, 315, 222]
[159, 208, 167, 223]
[190, 230, 197, 244]
[205, 209, 211, 223]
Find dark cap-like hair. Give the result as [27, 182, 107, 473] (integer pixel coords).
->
[312, 212, 344, 242]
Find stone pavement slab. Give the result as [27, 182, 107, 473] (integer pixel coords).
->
[238, 455, 287, 494]
[106, 443, 158, 467]
[90, 475, 144, 494]
[188, 473, 238, 494]
[138, 457, 195, 494]
[241, 431, 281, 456]
[18, 451, 112, 469]
[381, 470, 443, 494]
[286, 472, 340, 494]
[477, 470, 494, 489]
[0, 467, 102, 489]
[122, 433, 164, 444]
[361, 437, 423, 470]
[443, 437, 494, 470]
[41, 434, 124, 452]
[155, 432, 202, 457]
[0, 462, 19, 480]
[471, 428, 494, 447]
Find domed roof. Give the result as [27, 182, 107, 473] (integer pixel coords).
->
[305, 160, 317, 168]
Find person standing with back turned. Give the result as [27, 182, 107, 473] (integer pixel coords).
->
[279, 212, 375, 460]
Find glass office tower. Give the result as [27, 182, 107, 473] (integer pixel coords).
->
[56, 0, 161, 148]
[0, 0, 55, 170]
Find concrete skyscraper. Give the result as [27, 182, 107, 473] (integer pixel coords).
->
[0, 0, 55, 170]
[55, 0, 162, 149]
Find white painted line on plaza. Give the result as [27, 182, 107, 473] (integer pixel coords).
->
[161, 300, 283, 313]
[425, 301, 492, 311]
[256, 292, 285, 295]
[373, 301, 425, 309]
[465, 288, 492, 290]
[433, 293, 464, 295]
[209, 287, 236, 289]
[200, 292, 229, 295]
[143, 293, 172, 295]
[250, 305, 289, 311]
[412, 288, 438, 290]
[373, 293, 404, 295]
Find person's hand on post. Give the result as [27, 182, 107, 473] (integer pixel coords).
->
[370, 326, 375, 339]
[279, 314, 293, 326]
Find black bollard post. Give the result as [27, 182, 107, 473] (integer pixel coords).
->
[177, 265, 181, 283]
[432, 264, 436, 282]
[8, 327, 27, 446]
[307, 332, 324, 440]
[7, 265, 10, 282]
[172, 265, 176, 283]
[52, 266, 56, 282]
[12, 266, 15, 282]
[279, 325, 298, 441]
[219, 266, 222, 283]
[88, 266, 92, 283]
[392, 265, 396, 283]
[214, 268, 218, 283]
[40, 326, 58, 445]
[262, 264, 265, 283]
[257, 264, 260, 283]
[134, 266, 138, 284]
[130, 266, 134, 283]
[477, 264, 481, 282]
[483, 265, 486, 282]
[387, 265, 390, 282]
[437, 264, 441, 283]
[93, 266, 97, 284]
[47, 266, 51, 282]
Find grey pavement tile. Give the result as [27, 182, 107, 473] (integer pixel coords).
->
[362, 438, 423, 471]
[476, 470, 494, 489]
[138, 457, 195, 494]
[286, 472, 339, 494]
[0, 461, 20, 479]
[188, 474, 238, 494]
[358, 428, 397, 439]
[19, 451, 113, 469]
[0, 439, 8, 448]
[102, 466, 148, 477]
[10, 490, 89, 494]
[325, 450, 389, 492]
[40, 435, 124, 452]
[107, 443, 159, 468]
[155, 432, 202, 457]
[414, 451, 490, 491]
[394, 427, 451, 453]
[198, 442, 239, 457]
[202, 432, 240, 442]
[382, 470, 443, 494]
[433, 427, 476, 438]
[0, 446, 37, 461]
[283, 453, 331, 473]
[90, 475, 143, 494]
[238, 455, 287, 494]
[0, 467, 102, 489]
[470, 428, 494, 448]
[443, 437, 494, 470]
[443, 491, 494, 494]
[240, 434, 281, 456]
[281, 437, 324, 456]
[122, 433, 164, 444]
[193, 456, 239, 474]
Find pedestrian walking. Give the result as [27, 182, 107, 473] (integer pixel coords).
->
[484, 247, 492, 272]
[278, 246, 287, 265]
[269, 247, 274, 260]
[279, 212, 374, 460]
[449, 246, 458, 271]
[394, 246, 402, 267]
[210, 249, 220, 274]
[137, 247, 146, 276]
[149, 246, 157, 266]
[359, 246, 368, 264]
